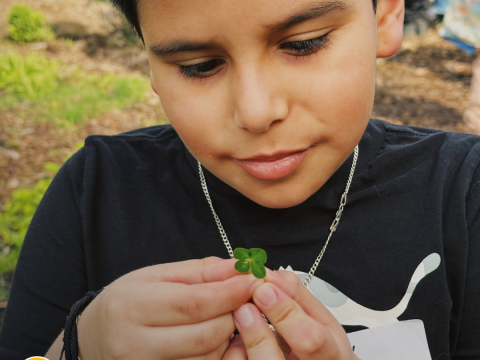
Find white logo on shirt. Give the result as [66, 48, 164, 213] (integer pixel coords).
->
[280, 253, 441, 328]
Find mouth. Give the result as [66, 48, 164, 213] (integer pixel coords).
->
[235, 147, 312, 180]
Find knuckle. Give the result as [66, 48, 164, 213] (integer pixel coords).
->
[243, 331, 271, 351]
[200, 256, 219, 283]
[203, 256, 221, 265]
[281, 270, 303, 288]
[193, 328, 224, 354]
[209, 339, 231, 360]
[272, 301, 300, 324]
[225, 283, 240, 309]
[176, 293, 203, 321]
[298, 330, 328, 356]
[200, 258, 210, 283]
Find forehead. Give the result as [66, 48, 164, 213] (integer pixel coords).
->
[139, 0, 358, 42]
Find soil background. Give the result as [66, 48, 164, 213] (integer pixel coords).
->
[0, 0, 477, 336]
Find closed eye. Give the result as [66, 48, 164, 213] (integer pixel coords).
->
[177, 33, 331, 79]
[178, 59, 225, 79]
[280, 32, 331, 56]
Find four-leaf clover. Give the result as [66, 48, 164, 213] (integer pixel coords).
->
[233, 247, 267, 279]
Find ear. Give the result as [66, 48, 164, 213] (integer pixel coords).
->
[150, 71, 158, 95]
[376, 0, 404, 58]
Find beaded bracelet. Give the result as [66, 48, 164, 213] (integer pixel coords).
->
[59, 287, 106, 360]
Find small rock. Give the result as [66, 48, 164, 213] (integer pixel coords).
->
[51, 22, 87, 40]
[7, 178, 19, 189]
[21, 128, 35, 136]
[415, 68, 429, 77]
[30, 42, 48, 50]
[0, 148, 20, 161]
[46, 42, 63, 54]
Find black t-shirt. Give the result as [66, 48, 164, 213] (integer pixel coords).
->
[1, 119, 479, 359]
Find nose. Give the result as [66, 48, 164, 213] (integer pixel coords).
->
[232, 64, 288, 133]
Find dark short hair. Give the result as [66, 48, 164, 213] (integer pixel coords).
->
[112, 0, 143, 40]
[112, 0, 378, 42]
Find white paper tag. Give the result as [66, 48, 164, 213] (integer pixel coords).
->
[347, 320, 432, 360]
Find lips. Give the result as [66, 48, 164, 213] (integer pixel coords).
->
[235, 148, 310, 180]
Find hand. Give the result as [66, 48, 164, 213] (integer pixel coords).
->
[223, 269, 356, 360]
[77, 257, 262, 360]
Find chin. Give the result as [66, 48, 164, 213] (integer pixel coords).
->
[242, 185, 316, 209]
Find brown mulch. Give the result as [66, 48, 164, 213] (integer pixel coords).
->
[0, 95, 166, 208]
[0, 0, 165, 208]
[0, 0, 121, 38]
[373, 30, 475, 133]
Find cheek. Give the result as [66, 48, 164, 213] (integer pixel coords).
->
[156, 71, 228, 156]
[291, 25, 376, 135]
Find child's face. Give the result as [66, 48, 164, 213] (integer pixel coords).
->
[140, 0, 398, 208]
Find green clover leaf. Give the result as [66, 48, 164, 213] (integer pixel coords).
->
[233, 247, 250, 261]
[251, 260, 267, 279]
[233, 247, 267, 279]
[234, 259, 251, 273]
[250, 248, 267, 264]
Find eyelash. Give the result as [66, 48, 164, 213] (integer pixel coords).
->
[280, 32, 331, 56]
[178, 32, 331, 79]
[179, 59, 225, 79]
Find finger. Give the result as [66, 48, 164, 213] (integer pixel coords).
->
[264, 269, 339, 327]
[232, 303, 285, 360]
[253, 282, 341, 360]
[275, 331, 293, 358]
[287, 353, 300, 360]
[222, 335, 248, 360]
[179, 337, 231, 360]
[138, 313, 234, 359]
[124, 257, 241, 285]
[120, 274, 263, 325]
[264, 271, 354, 358]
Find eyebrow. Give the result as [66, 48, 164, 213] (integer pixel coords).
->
[269, 0, 349, 32]
[150, 40, 218, 57]
[149, 0, 349, 57]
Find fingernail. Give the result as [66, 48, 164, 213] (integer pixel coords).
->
[234, 305, 254, 328]
[250, 279, 263, 293]
[229, 335, 244, 347]
[256, 284, 278, 307]
[267, 268, 279, 277]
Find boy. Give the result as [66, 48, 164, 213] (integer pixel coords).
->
[0, 0, 478, 359]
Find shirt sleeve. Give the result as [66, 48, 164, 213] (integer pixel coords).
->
[452, 162, 480, 359]
[0, 149, 89, 359]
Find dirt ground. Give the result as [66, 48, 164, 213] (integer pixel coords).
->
[374, 32, 474, 131]
[0, 0, 477, 331]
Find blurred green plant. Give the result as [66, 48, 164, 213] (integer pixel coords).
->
[0, 162, 60, 280]
[0, 51, 149, 124]
[45, 71, 148, 123]
[8, 5, 54, 43]
[0, 51, 59, 98]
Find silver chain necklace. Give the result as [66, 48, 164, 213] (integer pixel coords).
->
[198, 145, 359, 287]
